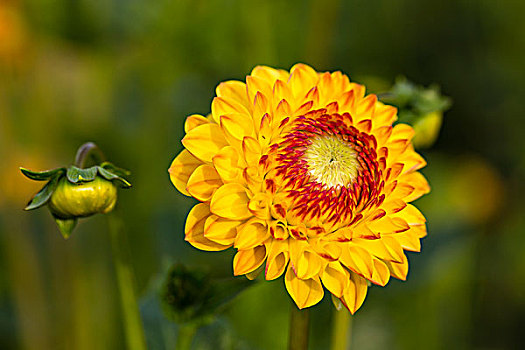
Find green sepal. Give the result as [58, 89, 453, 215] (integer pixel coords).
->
[100, 161, 131, 178]
[66, 166, 98, 183]
[97, 166, 132, 188]
[20, 167, 65, 181]
[382, 77, 451, 125]
[54, 217, 77, 239]
[64, 165, 131, 188]
[24, 175, 61, 211]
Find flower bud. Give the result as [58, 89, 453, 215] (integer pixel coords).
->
[48, 176, 118, 219]
[21, 160, 131, 239]
[381, 77, 450, 149]
[412, 111, 443, 149]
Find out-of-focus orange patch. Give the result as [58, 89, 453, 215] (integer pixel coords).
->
[0, 2, 28, 66]
[0, 152, 56, 209]
[448, 156, 504, 225]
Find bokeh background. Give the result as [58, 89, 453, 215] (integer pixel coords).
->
[1, 0, 524, 349]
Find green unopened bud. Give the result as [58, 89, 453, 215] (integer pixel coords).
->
[49, 176, 117, 219]
[21, 143, 131, 239]
[381, 77, 451, 149]
[412, 111, 443, 149]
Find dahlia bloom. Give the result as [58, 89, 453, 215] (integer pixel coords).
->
[169, 64, 429, 313]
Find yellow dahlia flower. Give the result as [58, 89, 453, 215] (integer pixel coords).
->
[169, 64, 430, 313]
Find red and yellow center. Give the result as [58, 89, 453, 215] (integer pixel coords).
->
[271, 110, 383, 226]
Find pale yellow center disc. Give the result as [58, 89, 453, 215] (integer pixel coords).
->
[304, 135, 359, 188]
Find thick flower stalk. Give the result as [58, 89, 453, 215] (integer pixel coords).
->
[169, 64, 430, 313]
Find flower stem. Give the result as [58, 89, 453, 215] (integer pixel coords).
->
[331, 308, 353, 350]
[107, 211, 147, 350]
[175, 323, 197, 350]
[288, 304, 310, 350]
[74, 142, 106, 168]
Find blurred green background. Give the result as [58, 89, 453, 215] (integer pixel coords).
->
[1, 0, 524, 349]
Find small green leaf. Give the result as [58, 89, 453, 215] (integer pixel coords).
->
[100, 162, 131, 177]
[54, 217, 77, 239]
[20, 167, 65, 181]
[66, 166, 98, 183]
[97, 166, 132, 188]
[24, 175, 60, 210]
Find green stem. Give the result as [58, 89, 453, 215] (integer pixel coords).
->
[74, 142, 106, 168]
[107, 212, 147, 350]
[288, 304, 310, 350]
[331, 308, 353, 350]
[176, 323, 197, 350]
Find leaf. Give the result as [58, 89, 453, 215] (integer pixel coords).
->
[66, 166, 98, 183]
[100, 161, 131, 177]
[20, 167, 65, 181]
[54, 217, 77, 239]
[97, 166, 132, 188]
[24, 175, 60, 210]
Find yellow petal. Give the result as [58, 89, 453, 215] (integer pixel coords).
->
[212, 146, 241, 183]
[384, 253, 409, 281]
[186, 164, 223, 201]
[216, 80, 250, 109]
[185, 203, 231, 251]
[210, 183, 252, 220]
[242, 136, 262, 166]
[168, 150, 203, 196]
[182, 123, 229, 163]
[391, 230, 421, 252]
[410, 223, 427, 238]
[341, 272, 368, 314]
[251, 65, 289, 85]
[246, 75, 272, 108]
[391, 123, 415, 141]
[339, 244, 374, 279]
[321, 261, 349, 298]
[351, 237, 401, 263]
[398, 171, 430, 202]
[367, 215, 408, 234]
[204, 214, 242, 245]
[380, 236, 406, 263]
[400, 148, 427, 174]
[354, 94, 376, 121]
[288, 63, 319, 100]
[220, 113, 255, 140]
[295, 249, 323, 280]
[288, 238, 308, 268]
[252, 91, 269, 132]
[265, 239, 289, 280]
[184, 114, 210, 133]
[273, 80, 294, 108]
[318, 71, 351, 106]
[285, 265, 324, 309]
[233, 245, 267, 276]
[270, 220, 290, 240]
[374, 103, 398, 126]
[370, 259, 390, 286]
[248, 192, 272, 220]
[234, 218, 270, 250]
[338, 89, 356, 113]
[381, 199, 408, 215]
[395, 204, 426, 226]
[211, 96, 251, 124]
